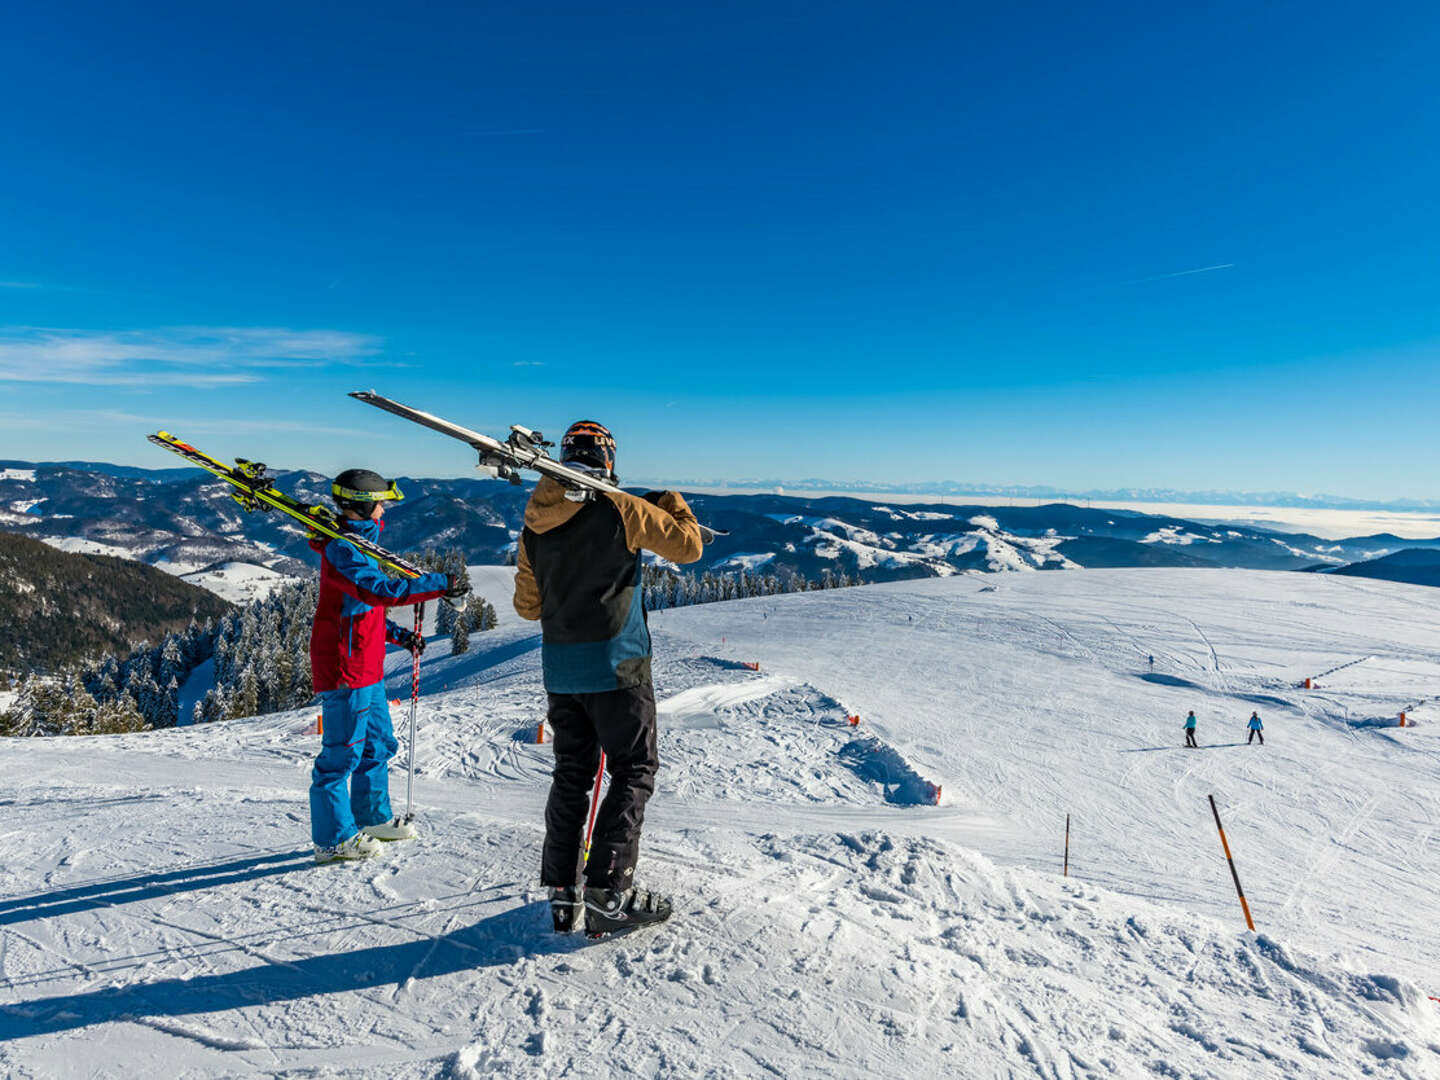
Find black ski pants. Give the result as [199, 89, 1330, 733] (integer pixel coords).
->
[541, 684, 658, 891]
[1185, 728, 1198, 748]
[1248, 729, 1263, 744]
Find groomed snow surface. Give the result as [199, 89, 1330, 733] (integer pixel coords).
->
[2, 569, 1439, 1077]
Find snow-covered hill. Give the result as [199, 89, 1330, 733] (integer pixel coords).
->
[2, 569, 1438, 1077]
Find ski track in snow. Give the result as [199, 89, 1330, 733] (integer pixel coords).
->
[1, 568, 1439, 1077]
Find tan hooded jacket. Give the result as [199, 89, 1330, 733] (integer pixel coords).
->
[513, 478, 703, 622]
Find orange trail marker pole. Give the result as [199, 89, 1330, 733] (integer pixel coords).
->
[1064, 814, 1070, 877]
[1209, 794, 1255, 931]
[536, 721, 546, 744]
[583, 752, 607, 863]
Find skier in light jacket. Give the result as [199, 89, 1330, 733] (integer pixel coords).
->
[1247, 711, 1264, 745]
[513, 420, 704, 936]
[308, 469, 461, 864]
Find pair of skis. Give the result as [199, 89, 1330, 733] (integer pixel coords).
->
[348, 391, 725, 543]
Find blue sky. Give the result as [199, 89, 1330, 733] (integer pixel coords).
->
[2, 1, 1438, 498]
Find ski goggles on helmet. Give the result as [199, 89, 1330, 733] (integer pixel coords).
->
[330, 478, 405, 503]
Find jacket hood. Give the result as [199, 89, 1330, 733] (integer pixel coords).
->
[523, 477, 584, 535]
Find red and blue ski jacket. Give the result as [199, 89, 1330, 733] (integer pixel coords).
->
[309, 519, 449, 692]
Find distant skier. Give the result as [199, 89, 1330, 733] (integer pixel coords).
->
[308, 469, 463, 864]
[513, 421, 703, 935]
[1247, 711, 1264, 745]
[1184, 710, 1198, 748]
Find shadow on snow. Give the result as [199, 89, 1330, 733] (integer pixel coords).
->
[837, 737, 938, 805]
[0, 901, 572, 1041]
[0, 850, 311, 928]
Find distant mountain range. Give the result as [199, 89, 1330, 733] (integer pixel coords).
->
[645, 476, 1440, 513]
[4, 460, 1439, 596]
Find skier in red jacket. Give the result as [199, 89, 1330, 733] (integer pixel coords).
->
[308, 468, 461, 864]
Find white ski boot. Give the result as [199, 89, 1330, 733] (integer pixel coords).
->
[362, 816, 418, 842]
[314, 832, 384, 864]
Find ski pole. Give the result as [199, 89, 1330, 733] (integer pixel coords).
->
[583, 752, 607, 863]
[405, 603, 423, 822]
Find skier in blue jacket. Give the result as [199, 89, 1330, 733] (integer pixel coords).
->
[1184, 710, 1198, 748]
[1247, 711, 1264, 745]
[308, 468, 460, 864]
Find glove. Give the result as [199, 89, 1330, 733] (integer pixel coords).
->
[443, 572, 470, 611]
[393, 626, 425, 656]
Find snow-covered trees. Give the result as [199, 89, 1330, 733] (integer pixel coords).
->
[641, 564, 859, 613]
[0, 668, 145, 737]
[417, 548, 494, 656]
[206, 579, 318, 721]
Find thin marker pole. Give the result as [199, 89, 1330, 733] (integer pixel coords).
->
[405, 603, 423, 821]
[1209, 794, 1255, 931]
[583, 752, 607, 863]
[1064, 814, 1070, 877]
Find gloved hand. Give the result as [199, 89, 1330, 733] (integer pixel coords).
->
[443, 573, 470, 611]
[393, 626, 425, 656]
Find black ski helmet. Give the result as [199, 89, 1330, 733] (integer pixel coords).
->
[560, 420, 617, 476]
[331, 468, 404, 513]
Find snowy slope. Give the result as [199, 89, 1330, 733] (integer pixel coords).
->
[1, 569, 1438, 1078]
[179, 562, 296, 604]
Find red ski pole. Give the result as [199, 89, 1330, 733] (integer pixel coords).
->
[404, 603, 423, 822]
[583, 752, 607, 863]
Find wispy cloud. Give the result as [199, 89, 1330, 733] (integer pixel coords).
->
[0, 281, 41, 289]
[1127, 263, 1235, 285]
[0, 325, 386, 387]
[0, 407, 364, 439]
[513, 361, 545, 367]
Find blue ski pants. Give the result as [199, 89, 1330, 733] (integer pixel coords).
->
[309, 681, 397, 847]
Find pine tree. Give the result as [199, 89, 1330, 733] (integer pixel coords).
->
[91, 694, 147, 735]
[229, 665, 260, 720]
[451, 606, 471, 654]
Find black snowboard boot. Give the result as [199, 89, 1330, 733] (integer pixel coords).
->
[550, 886, 583, 933]
[583, 886, 672, 938]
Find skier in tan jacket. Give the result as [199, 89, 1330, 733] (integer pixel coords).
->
[513, 419, 703, 936]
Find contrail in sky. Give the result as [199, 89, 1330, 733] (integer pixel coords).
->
[1128, 263, 1235, 284]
